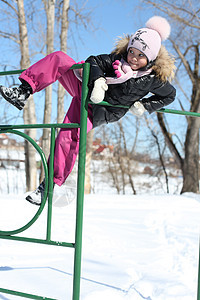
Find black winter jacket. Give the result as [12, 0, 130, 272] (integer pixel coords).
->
[86, 53, 176, 128]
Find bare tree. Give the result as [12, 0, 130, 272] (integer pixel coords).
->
[0, 0, 97, 191]
[102, 119, 137, 194]
[0, 0, 37, 191]
[18, 0, 37, 191]
[118, 121, 137, 194]
[85, 130, 94, 194]
[140, 0, 200, 193]
[40, 0, 55, 181]
[56, 0, 70, 123]
[39, 0, 95, 181]
[146, 119, 169, 193]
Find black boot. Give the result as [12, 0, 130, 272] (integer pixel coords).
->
[0, 82, 32, 110]
[25, 179, 55, 206]
[25, 179, 46, 206]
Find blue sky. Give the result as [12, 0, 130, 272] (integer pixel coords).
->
[0, 0, 156, 67]
[66, 0, 155, 61]
[0, 0, 167, 83]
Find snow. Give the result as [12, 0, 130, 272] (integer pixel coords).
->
[0, 191, 200, 299]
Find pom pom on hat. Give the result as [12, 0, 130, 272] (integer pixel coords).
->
[127, 16, 171, 62]
[145, 16, 171, 41]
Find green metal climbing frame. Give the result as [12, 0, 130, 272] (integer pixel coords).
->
[0, 64, 200, 299]
[0, 62, 90, 300]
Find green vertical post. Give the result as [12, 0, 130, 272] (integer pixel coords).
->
[46, 127, 56, 241]
[197, 241, 200, 300]
[72, 62, 90, 300]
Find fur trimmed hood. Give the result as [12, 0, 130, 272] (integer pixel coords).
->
[111, 34, 176, 82]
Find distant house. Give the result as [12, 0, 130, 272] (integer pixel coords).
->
[0, 133, 40, 168]
[0, 133, 23, 149]
[93, 138, 114, 158]
[0, 133, 9, 146]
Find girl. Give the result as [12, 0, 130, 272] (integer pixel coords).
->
[0, 16, 176, 205]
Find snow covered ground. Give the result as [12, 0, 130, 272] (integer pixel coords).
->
[0, 191, 200, 299]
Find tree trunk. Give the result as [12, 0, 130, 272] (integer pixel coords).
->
[40, 0, 55, 181]
[57, 0, 70, 124]
[181, 117, 200, 193]
[140, 1, 200, 194]
[157, 113, 184, 171]
[17, 0, 37, 191]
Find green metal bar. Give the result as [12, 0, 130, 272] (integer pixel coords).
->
[72, 62, 90, 300]
[0, 123, 80, 130]
[0, 69, 25, 76]
[158, 108, 200, 118]
[0, 63, 83, 77]
[88, 100, 129, 109]
[88, 100, 200, 118]
[0, 235, 74, 247]
[0, 129, 48, 236]
[198, 240, 200, 300]
[0, 287, 56, 300]
[46, 127, 56, 241]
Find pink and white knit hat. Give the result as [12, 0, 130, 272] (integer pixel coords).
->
[127, 16, 171, 62]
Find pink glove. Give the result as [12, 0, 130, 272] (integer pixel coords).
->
[106, 59, 136, 84]
[77, 60, 85, 64]
[112, 60, 123, 78]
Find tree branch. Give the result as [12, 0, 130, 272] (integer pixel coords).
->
[171, 40, 195, 84]
[156, 113, 184, 171]
[0, 31, 19, 44]
[0, 0, 19, 15]
[143, 0, 200, 29]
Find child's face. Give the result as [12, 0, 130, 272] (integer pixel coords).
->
[127, 48, 148, 70]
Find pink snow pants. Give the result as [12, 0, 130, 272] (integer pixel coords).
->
[19, 51, 93, 186]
